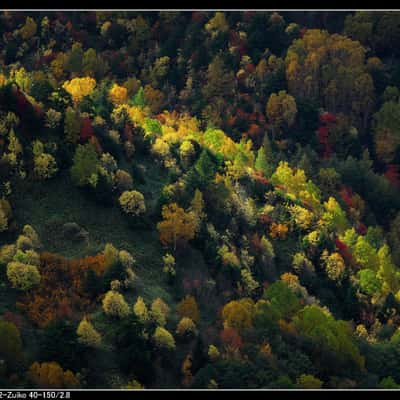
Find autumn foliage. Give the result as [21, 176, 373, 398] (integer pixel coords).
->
[18, 252, 107, 327]
[27, 361, 80, 388]
[220, 327, 243, 353]
[157, 203, 197, 251]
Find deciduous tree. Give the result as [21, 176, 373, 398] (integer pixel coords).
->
[119, 190, 146, 216]
[153, 326, 176, 350]
[27, 361, 80, 389]
[157, 203, 197, 251]
[77, 317, 102, 347]
[102, 290, 130, 318]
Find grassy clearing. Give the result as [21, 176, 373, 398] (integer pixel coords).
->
[11, 155, 173, 304]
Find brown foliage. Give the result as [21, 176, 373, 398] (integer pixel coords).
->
[176, 295, 200, 323]
[17, 252, 106, 327]
[220, 327, 243, 353]
[269, 222, 289, 240]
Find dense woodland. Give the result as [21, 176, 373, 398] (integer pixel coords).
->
[1, 11, 400, 389]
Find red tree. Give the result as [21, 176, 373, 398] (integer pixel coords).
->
[80, 117, 94, 142]
[335, 238, 352, 263]
[220, 327, 243, 352]
[385, 164, 400, 188]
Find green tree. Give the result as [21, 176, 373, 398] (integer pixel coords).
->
[255, 147, 271, 176]
[202, 55, 235, 101]
[64, 107, 81, 144]
[296, 374, 323, 389]
[255, 281, 302, 329]
[70, 143, 99, 187]
[65, 43, 84, 75]
[373, 100, 400, 163]
[378, 376, 400, 389]
[291, 305, 365, 370]
[194, 149, 219, 187]
[358, 269, 382, 296]
[0, 320, 23, 370]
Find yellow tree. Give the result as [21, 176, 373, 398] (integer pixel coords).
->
[153, 326, 176, 350]
[151, 298, 170, 326]
[221, 298, 254, 333]
[285, 29, 374, 130]
[157, 203, 197, 251]
[321, 250, 346, 282]
[7, 261, 41, 290]
[20, 16, 37, 40]
[266, 90, 297, 138]
[181, 353, 193, 387]
[133, 296, 149, 323]
[27, 362, 80, 388]
[77, 317, 102, 348]
[208, 345, 220, 361]
[63, 77, 96, 104]
[205, 12, 229, 38]
[119, 190, 146, 216]
[109, 83, 128, 105]
[102, 290, 130, 318]
[176, 317, 196, 337]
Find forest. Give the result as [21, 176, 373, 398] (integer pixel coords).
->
[1, 10, 400, 389]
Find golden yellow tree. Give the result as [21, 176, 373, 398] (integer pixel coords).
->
[77, 317, 102, 347]
[133, 296, 149, 323]
[181, 353, 193, 387]
[176, 317, 196, 337]
[27, 362, 80, 388]
[221, 298, 254, 333]
[63, 77, 96, 103]
[109, 83, 128, 105]
[157, 203, 196, 251]
[151, 298, 170, 326]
